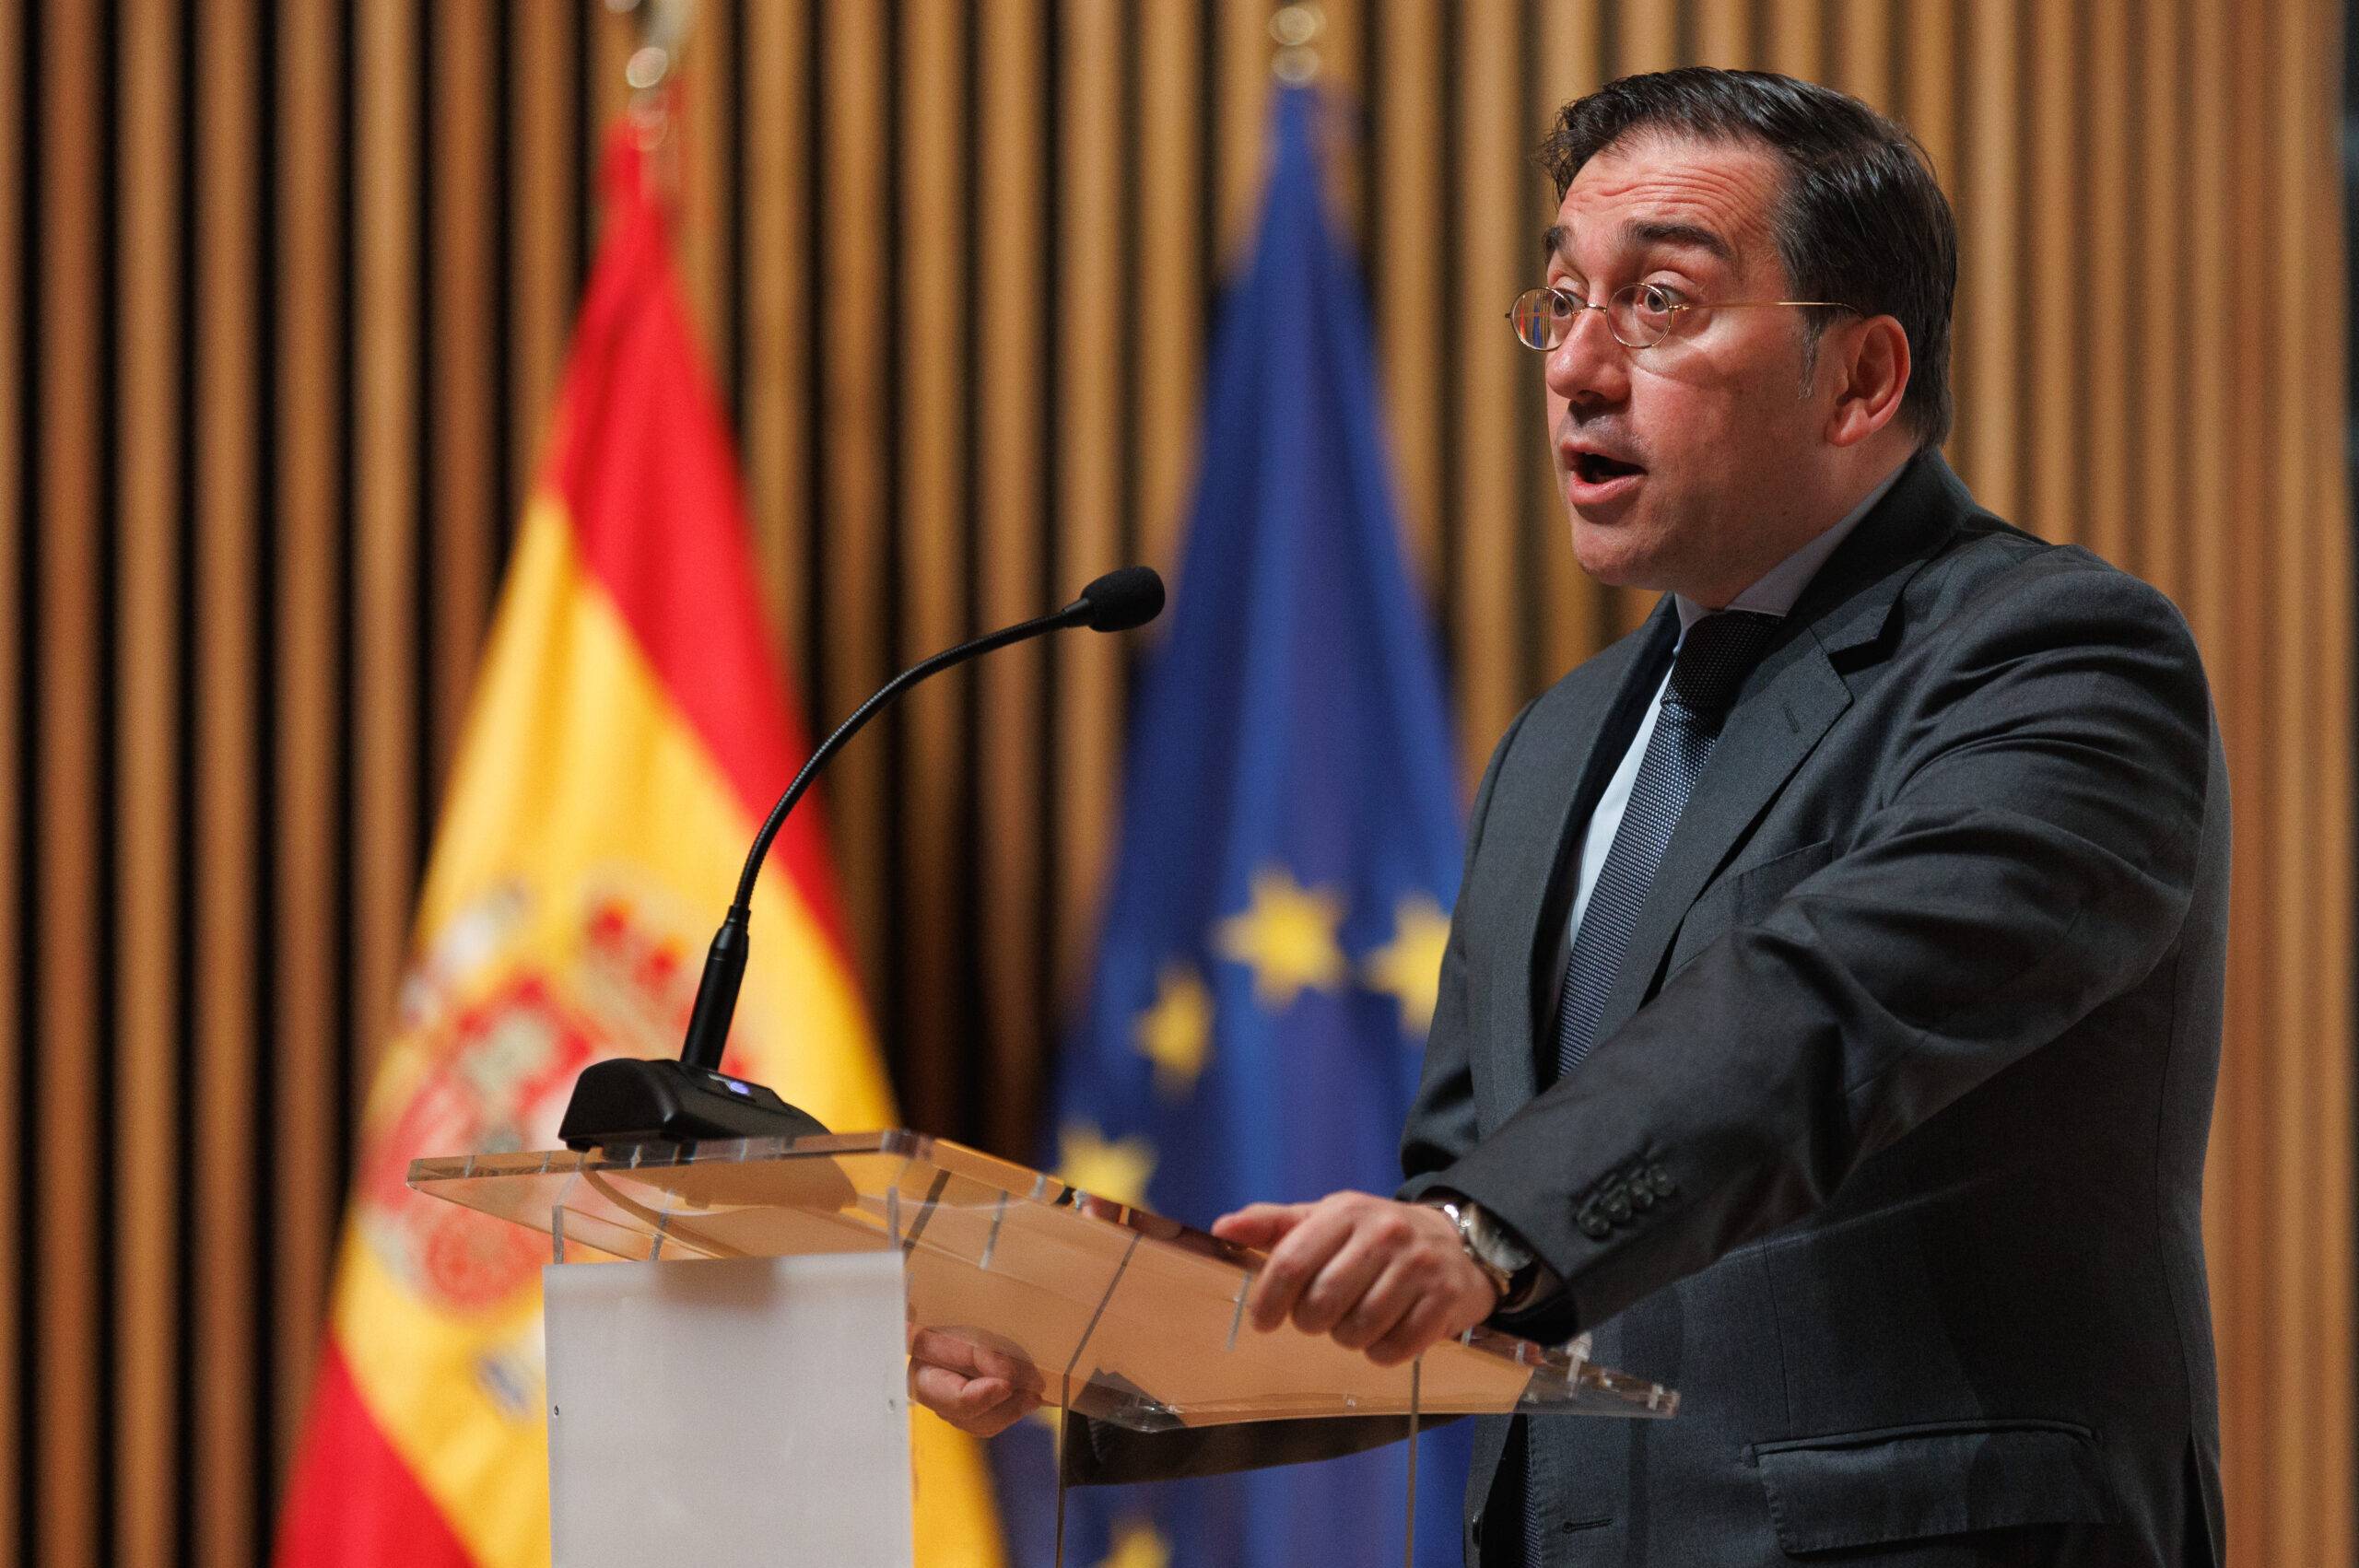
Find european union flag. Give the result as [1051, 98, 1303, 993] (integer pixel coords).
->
[1004, 83, 1473, 1568]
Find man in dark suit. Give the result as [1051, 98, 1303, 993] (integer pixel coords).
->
[916, 68, 2225, 1566]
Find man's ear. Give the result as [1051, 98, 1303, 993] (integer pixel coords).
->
[1824, 315, 1911, 449]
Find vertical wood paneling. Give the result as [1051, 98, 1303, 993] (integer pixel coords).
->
[2083, 0, 2130, 570]
[1374, 0, 1442, 589]
[1692, 0, 1751, 67]
[1217, 0, 1273, 272]
[1622, 0, 1680, 73]
[194, 0, 262, 1560]
[817, 0, 890, 1000]
[976, 0, 1049, 1153]
[33, 6, 101, 1566]
[676, 1, 731, 377]
[1957, 0, 2019, 517]
[896, 0, 966, 1131]
[1831, 0, 1893, 110]
[1453, 0, 1524, 780]
[353, 0, 418, 1106]
[1764, 0, 1824, 81]
[896, 0, 971, 1136]
[2132, 0, 2187, 608]
[510, 0, 576, 512]
[0, 0, 17, 1539]
[0, 6, 2348, 1564]
[428, 0, 496, 783]
[2025, 0, 2076, 545]
[269, 0, 338, 1469]
[1056, 0, 1124, 990]
[1133, 0, 1203, 582]
[739, 0, 807, 688]
[113, 3, 180, 1560]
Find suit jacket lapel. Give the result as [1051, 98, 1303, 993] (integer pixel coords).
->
[1592, 632, 1850, 1040]
[1591, 451, 1975, 1043]
[1479, 612, 1677, 1124]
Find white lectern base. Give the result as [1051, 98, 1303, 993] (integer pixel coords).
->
[545, 1251, 914, 1567]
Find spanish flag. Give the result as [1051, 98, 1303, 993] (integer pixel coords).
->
[275, 127, 1003, 1567]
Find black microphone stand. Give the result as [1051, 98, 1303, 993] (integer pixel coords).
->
[558, 569, 1162, 1150]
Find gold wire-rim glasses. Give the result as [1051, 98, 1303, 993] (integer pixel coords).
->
[1507, 283, 1860, 352]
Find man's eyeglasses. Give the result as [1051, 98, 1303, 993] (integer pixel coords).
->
[1507, 283, 1859, 352]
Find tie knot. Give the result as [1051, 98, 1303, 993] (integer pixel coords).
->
[1667, 610, 1785, 717]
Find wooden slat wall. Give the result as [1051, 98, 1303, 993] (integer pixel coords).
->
[0, 2, 2348, 1563]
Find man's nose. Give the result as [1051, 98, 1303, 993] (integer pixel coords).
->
[1543, 307, 1629, 407]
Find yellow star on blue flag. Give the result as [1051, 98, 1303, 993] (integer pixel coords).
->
[1216, 867, 1347, 1010]
[1134, 961, 1214, 1095]
[1363, 893, 1452, 1036]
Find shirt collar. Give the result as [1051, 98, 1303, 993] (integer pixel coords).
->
[1674, 458, 1910, 637]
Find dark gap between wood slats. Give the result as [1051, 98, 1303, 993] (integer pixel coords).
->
[10, 0, 41, 1555]
[328, 0, 360, 1211]
[250, 0, 285, 1517]
[170, 0, 204, 1556]
[491, 0, 517, 551]
[412, 0, 440, 889]
[93, 0, 124, 1551]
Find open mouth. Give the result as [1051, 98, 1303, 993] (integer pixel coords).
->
[1570, 451, 1646, 486]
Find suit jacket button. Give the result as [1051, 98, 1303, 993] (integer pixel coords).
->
[1602, 1187, 1632, 1223]
[1579, 1209, 1612, 1239]
[1647, 1164, 1678, 1198]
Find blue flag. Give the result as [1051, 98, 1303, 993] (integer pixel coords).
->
[998, 84, 1473, 1568]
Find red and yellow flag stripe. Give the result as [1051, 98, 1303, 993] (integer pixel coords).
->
[276, 127, 1003, 1568]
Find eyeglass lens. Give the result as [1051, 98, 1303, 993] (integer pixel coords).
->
[1508, 286, 1675, 351]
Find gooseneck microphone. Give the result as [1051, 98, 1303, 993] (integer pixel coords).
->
[558, 567, 1167, 1150]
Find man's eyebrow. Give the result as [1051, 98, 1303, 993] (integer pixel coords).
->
[1627, 219, 1734, 263]
[1539, 219, 1736, 267]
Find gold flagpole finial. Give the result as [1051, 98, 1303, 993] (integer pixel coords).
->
[1271, 4, 1324, 83]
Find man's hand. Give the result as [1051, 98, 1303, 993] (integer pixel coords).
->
[907, 1327, 1045, 1438]
[1211, 1191, 1501, 1366]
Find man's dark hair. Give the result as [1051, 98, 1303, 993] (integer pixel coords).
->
[1540, 68, 1958, 448]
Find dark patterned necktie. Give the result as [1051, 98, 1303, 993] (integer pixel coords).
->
[1549, 609, 1788, 1082]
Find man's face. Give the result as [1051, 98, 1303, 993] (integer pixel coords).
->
[1543, 134, 1837, 603]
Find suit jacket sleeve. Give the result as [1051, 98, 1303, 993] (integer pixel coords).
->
[1400, 696, 1536, 1184]
[1432, 556, 2215, 1346]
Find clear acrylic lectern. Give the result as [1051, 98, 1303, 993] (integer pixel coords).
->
[409, 1129, 1676, 1565]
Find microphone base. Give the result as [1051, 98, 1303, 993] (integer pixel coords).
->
[558, 1058, 831, 1151]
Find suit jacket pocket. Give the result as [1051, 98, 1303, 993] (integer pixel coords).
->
[1664, 837, 1837, 980]
[1748, 1419, 2114, 1555]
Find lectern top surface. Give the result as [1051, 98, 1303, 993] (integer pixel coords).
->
[409, 1129, 1677, 1432]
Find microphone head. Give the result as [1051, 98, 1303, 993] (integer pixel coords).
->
[1070, 566, 1166, 632]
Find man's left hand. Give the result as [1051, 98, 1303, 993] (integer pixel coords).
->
[1210, 1191, 1500, 1366]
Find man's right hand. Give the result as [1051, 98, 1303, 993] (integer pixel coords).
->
[907, 1327, 1046, 1438]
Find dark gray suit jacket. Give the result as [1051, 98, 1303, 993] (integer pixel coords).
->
[1075, 453, 2228, 1567]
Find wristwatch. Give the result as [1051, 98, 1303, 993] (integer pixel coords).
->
[1425, 1195, 1534, 1305]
